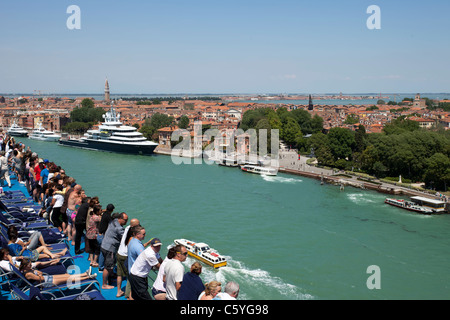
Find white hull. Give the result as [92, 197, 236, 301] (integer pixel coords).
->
[29, 135, 61, 142]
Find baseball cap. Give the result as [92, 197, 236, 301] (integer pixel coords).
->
[150, 238, 162, 246]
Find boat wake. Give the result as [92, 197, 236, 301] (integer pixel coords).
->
[261, 175, 302, 184]
[185, 256, 314, 300]
[347, 193, 380, 205]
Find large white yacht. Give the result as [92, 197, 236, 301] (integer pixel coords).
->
[59, 104, 158, 155]
[7, 121, 28, 137]
[29, 123, 61, 142]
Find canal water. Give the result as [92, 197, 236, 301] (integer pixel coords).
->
[21, 138, 450, 300]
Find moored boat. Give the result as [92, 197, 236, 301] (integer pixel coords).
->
[29, 123, 61, 141]
[7, 122, 28, 137]
[240, 164, 278, 176]
[385, 198, 434, 214]
[59, 103, 158, 155]
[174, 239, 227, 268]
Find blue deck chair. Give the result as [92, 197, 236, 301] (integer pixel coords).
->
[0, 211, 54, 230]
[10, 283, 105, 300]
[0, 258, 68, 292]
[8, 263, 101, 299]
[2, 207, 46, 223]
[6, 243, 81, 267]
[0, 225, 68, 254]
[1, 202, 42, 213]
[0, 222, 66, 245]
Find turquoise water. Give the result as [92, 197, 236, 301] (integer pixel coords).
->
[21, 138, 450, 300]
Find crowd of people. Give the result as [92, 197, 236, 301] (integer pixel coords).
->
[0, 135, 240, 300]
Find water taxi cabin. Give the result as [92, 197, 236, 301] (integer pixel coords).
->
[410, 196, 446, 213]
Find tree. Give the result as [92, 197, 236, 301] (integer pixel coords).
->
[423, 153, 450, 191]
[383, 117, 420, 135]
[178, 115, 190, 129]
[344, 114, 360, 125]
[81, 98, 94, 108]
[70, 99, 105, 123]
[355, 124, 367, 153]
[149, 113, 174, 129]
[282, 118, 302, 147]
[310, 115, 324, 134]
[327, 127, 356, 161]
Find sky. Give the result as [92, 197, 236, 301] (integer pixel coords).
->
[1, 0, 449, 94]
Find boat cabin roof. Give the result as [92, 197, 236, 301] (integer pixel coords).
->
[411, 196, 445, 205]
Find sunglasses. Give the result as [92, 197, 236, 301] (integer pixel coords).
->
[178, 251, 188, 256]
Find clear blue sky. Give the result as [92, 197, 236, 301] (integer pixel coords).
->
[1, 0, 449, 94]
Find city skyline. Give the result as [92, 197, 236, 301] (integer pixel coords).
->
[1, 0, 450, 94]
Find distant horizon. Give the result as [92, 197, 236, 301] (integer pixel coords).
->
[2, 92, 450, 96]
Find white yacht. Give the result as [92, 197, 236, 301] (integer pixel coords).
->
[59, 103, 159, 155]
[240, 164, 278, 176]
[29, 123, 61, 142]
[7, 121, 28, 137]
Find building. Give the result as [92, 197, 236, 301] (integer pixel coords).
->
[413, 93, 427, 109]
[105, 78, 110, 102]
[308, 95, 314, 111]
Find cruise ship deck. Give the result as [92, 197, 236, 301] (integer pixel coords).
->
[0, 174, 128, 301]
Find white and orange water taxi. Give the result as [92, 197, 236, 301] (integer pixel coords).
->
[174, 239, 227, 268]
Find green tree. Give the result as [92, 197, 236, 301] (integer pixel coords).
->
[178, 115, 190, 129]
[70, 99, 105, 123]
[344, 114, 360, 125]
[149, 113, 174, 129]
[327, 127, 356, 161]
[81, 98, 94, 108]
[383, 117, 420, 135]
[282, 118, 302, 147]
[423, 153, 450, 191]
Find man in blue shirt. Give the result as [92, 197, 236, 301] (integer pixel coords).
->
[127, 226, 153, 271]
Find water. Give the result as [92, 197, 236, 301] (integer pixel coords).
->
[20, 138, 450, 300]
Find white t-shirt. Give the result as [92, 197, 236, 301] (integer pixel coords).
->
[53, 193, 64, 208]
[164, 259, 185, 300]
[130, 246, 159, 278]
[152, 257, 171, 292]
[117, 225, 130, 257]
[214, 292, 236, 300]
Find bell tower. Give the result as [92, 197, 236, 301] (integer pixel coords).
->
[105, 78, 110, 102]
[308, 94, 314, 111]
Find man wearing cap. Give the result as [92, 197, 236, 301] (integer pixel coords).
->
[128, 238, 162, 300]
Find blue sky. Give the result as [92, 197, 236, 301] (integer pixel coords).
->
[1, 0, 449, 94]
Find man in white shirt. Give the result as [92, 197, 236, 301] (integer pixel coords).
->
[128, 238, 162, 300]
[213, 281, 240, 300]
[163, 244, 187, 300]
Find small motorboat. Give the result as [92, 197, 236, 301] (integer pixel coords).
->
[174, 239, 227, 268]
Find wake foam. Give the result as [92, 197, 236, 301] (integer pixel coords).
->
[184, 256, 314, 300]
[261, 175, 302, 184]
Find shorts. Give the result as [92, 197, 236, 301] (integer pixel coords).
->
[116, 253, 128, 277]
[42, 275, 54, 288]
[66, 209, 76, 226]
[100, 248, 116, 271]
